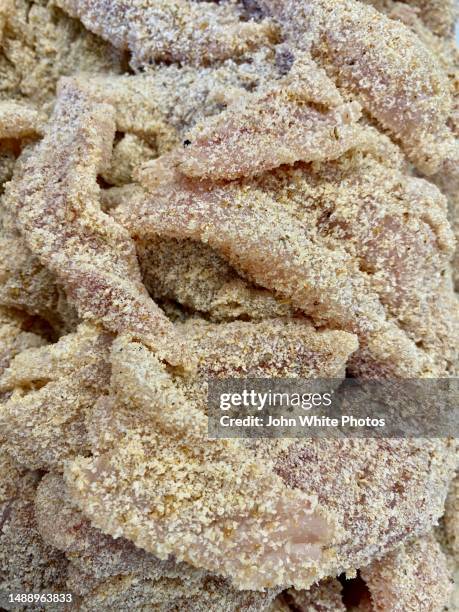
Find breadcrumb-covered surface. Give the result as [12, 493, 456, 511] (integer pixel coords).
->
[0, 0, 457, 610]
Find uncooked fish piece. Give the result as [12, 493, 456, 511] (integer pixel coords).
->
[0, 457, 68, 599]
[65, 428, 332, 591]
[255, 0, 454, 174]
[119, 153, 455, 375]
[71, 52, 282, 156]
[0, 379, 96, 471]
[63, 324, 356, 590]
[166, 317, 356, 442]
[4, 79, 187, 368]
[371, 0, 459, 84]
[137, 236, 294, 321]
[120, 173, 384, 338]
[179, 317, 358, 383]
[305, 155, 458, 376]
[0, 322, 112, 389]
[0, 307, 46, 377]
[1, 188, 77, 335]
[401, 0, 457, 37]
[0, 0, 124, 106]
[360, 534, 452, 611]
[141, 54, 364, 181]
[106, 336, 207, 439]
[36, 473, 179, 576]
[102, 133, 157, 187]
[0, 101, 43, 139]
[86, 318, 356, 452]
[0, 326, 111, 460]
[36, 473, 277, 612]
[0, 323, 112, 470]
[0, 232, 66, 332]
[65, 330, 455, 590]
[56, 0, 277, 68]
[275, 438, 456, 573]
[71, 73, 180, 152]
[61, 320, 356, 587]
[0, 135, 71, 338]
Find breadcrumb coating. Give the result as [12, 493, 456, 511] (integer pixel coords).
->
[65, 425, 334, 590]
[379, 3, 459, 292]
[61, 322, 360, 590]
[386, 1, 459, 77]
[67, 367, 456, 590]
[0, 307, 46, 376]
[0, 0, 124, 107]
[256, 0, 455, 175]
[275, 438, 457, 574]
[180, 317, 358, 383]
[0, 101, 43, 139]
[4, 79, 189, 368]
[361, 534, 453, 611]
[57, 314, 455, 592]
[0, 231, 67, 332]
[84, 318, 355, 456]
[0, 0, 457, 607]
[364, 0, 458, 52]
[0, 464, 68, 607]
[36, 473, 277, 611]
[0, 112, 69, 333]
[400, 0, 457, 37]
[55, 0, 278, 68]
[70, 73, 181, 152]
[1, 186, 78, 336]
[119, 148, 456, 376]
[142, 54, 364, 181]
[137, 236, 295, 322]
[0, 323, 112, 469]
[70, 51, 282, 158]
